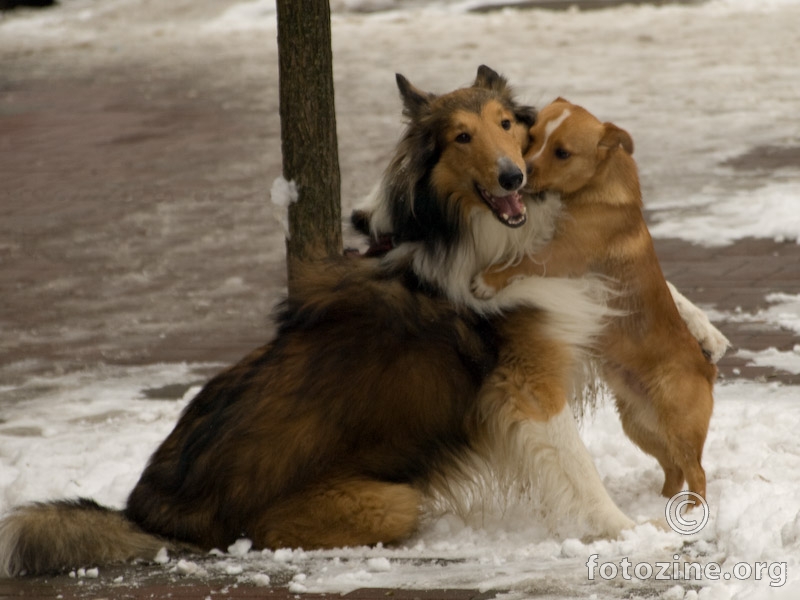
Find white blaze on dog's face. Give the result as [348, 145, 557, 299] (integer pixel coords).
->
[431, 96, 529, 228]
[525, 98, 634, 196]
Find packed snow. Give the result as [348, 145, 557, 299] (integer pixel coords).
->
[269, 176, 298, 239]
[1, 0, 799, 598]
[2, 366, 799, 598]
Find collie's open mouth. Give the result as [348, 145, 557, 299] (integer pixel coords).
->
[478, 185, 527, 228]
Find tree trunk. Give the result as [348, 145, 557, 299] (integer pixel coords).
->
[276, 0, 342, 295]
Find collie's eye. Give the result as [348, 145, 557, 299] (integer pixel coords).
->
[501, 119, 511, 131]
[554, 147, 571, 160]
[455, 132, 471, 144]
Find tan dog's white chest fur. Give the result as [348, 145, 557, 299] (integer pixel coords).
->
[474, 98, 717, 501]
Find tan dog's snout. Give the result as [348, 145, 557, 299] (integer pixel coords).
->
[524, 154, 544, 192]
[524, 157, 537, 178]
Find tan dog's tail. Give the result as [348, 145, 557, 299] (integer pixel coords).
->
[0, 499, 175, 576]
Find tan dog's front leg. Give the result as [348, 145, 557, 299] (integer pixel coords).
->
[471, 259, 541, 299]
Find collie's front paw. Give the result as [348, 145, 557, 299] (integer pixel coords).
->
[471, 273, 498, 299]
[667, 281, 730, 363]
[594, 514, 637, 541]
[697, 323, 730, 364]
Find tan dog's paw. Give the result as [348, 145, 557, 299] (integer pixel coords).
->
[471, 272, 499, 299]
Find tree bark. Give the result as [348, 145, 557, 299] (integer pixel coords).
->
[276, 0, 342, 294]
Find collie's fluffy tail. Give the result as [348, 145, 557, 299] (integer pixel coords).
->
[0, 499, 173, 576]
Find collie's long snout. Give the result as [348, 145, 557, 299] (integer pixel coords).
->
[498, 157, 524, 191]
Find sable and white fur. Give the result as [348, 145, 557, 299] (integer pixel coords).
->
[0, 69, 634, 578]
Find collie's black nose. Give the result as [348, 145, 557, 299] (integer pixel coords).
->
[498, 165, 524, 191]
[497, 157, 524, 191]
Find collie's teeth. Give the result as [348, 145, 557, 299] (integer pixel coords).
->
[501, 213, 509, 220]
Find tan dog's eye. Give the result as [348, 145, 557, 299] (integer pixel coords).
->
[554, 147, 571, 160]
[501, 119, 511, 130]
[455, 132, 471, 144]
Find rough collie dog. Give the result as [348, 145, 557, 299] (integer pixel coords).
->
[0, 259, 503, 576]
[0, 67, 630, 578]
[472, 98, 719, 500]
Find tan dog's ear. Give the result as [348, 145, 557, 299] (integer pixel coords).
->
[553, 96, 569, 103]
[396, 73, 434, 119]
[599, 123, 634, 157]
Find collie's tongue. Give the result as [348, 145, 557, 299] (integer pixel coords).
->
[485, 190, 527, 228]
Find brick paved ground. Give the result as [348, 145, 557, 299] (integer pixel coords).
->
[654, 236, 800, 386]
[0, 577, 498, 600]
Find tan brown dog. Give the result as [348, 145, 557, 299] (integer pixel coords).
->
[473, 98, 716, 501]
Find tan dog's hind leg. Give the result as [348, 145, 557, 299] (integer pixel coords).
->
[663, 373, 712, 500]
[607, 370, 711, 500]
[613, 388, 685, 497]
[254, 478, 421, 550]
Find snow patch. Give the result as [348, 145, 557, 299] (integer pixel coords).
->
[736, 347, 800, 375]
[174, 559, 207, 577]
[270, 176, 299, 240]
[249, 572, 271, 586]
[762, 293, 800, 334]
[227, 538, 253, 557]
[205, 0, 276, 32]
[288, 572, 308, 593]
[2, 368, 800, 597]
[154, 547, 170, 565]
[366, 557, 392, 572]
[649, 182, 800, 246]
[703, 293, 800, 340]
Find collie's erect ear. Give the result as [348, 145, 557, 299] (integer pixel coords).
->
[396, 73, 433, 119]
[599, 123, 634, 156]
[514, 105, 537, 127]
[473, 65, 509, 94]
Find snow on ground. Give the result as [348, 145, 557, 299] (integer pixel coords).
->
[2, 369, 799, 599]
[705, 293, 800, 376]
[4, 0, 799, 215]
[1, 0, 799, 598]
[0, 364, 213, 510]
[737, 347, 800, 375]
